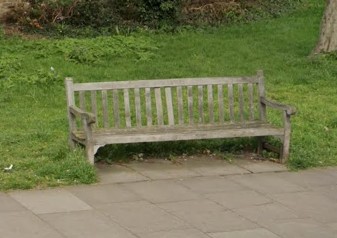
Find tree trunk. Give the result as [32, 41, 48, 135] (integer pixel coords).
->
[314, 0, 337, 54]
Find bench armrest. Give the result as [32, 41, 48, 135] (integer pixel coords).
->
[69, 105, 96, 124]
[260, 97, 296, 116]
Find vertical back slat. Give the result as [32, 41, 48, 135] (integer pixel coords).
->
[79, 91, 85, 110]
[155, 88, 163, 125]
[90, 91, 97, 127]
[218, 85, 224, 123]
[177, 86, 184, 125]
[228, 84, 235, 122]
[124, 89, 131, 128]
[112, 89, 120, 128]
[188, 86, 194, 125]
[145, 88, 152, 126]
[238, 84, 244, 122]
[208, 85, 214, 123]
[198, 86, 204, 123]
[165, 87, 175, 126]
[134, 88, 142, 127]
[248, 83, 254, 120]
[102, 90, 109, 128]
[257, 70, 266, 121]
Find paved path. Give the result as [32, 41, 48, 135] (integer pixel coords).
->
[1, 157, 337, 238]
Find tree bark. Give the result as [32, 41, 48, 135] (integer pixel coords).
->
[314, 0, 337, 54]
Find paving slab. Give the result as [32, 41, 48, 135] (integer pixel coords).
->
[97, 200, 189, 234]
[96, 164, 149, 184]
[0, 192, 27, 212]
[234, 203, 302, 225]
[122, 180, 200, 203]
[138, 228, 211, 238]
[276, 169, 337, 188]
[178, 176, 246, 194]
[124, 160, 200, 180]
[205, 190, 271, 209]
[229, 173, 306, 194]
[66, 184, 142, 207]
[40, 210, 137, 238]
[209, 228, 281, 238]
[233, 158, 287, 173]
[10, 189, 92, 214]
[177, 156, 250, 176]
[0, 211, 63, 238]
[311, 185, 337, 201]
[271, 191, 337, 223]
[159, 199, 258, 233]
[264, 218, 336, 238]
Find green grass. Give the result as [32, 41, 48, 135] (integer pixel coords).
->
[1, 0, 336, 190]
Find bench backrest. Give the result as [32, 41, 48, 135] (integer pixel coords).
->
[65, 71, 266, 130]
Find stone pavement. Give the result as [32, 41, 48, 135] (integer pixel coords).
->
[2, 156, 337, 238]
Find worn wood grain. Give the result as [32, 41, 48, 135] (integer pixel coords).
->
[228, 84, 234, 122]
[145, 88, 152, 126]
[73, 77, 259, 91]
[198, 86, 204, 123]
[248, 83, 254, 120]
[218, 84, 224, 123]
[102, 90, 109, 128]
[79, 91, 86, 110]
[155, 88, 163, 125]
[188, 86, 194, 125]
[112, 89, 120, 128]
[90, 91, 97, 127]
[208, 85, 214, 123]
[177, 86, 184, 125]
[134, 88, 142, 127]
[238, 84, 244, 122]
[124, 89, 132, 128]
[165, 87, 175, 126]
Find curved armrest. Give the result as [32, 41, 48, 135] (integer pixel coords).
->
[260, 97, 296, 116]
[69, 105, 96, 124]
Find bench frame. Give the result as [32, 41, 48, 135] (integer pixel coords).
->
[65, 70, 296, 164]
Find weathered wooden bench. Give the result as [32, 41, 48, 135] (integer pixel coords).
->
[65, 70, 296, 164]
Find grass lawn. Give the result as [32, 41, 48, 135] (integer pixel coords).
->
[1, 0, 336, 190]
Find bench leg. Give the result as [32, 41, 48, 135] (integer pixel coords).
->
[257, 136, 265, 155]
[280, 112, 291, 164]
[280, 133, 290, 164]
[86, 143, 95, 165]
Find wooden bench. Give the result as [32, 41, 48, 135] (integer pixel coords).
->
[65, 70, 296, 164]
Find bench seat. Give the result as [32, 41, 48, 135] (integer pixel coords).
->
[72, 122, 283, 145]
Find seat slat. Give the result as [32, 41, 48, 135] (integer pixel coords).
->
[76, 123, 283, 145]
